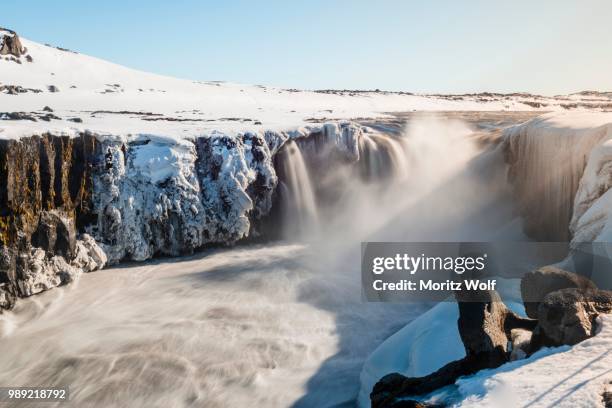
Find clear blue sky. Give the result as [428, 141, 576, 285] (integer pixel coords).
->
[3, 0, 612, 95]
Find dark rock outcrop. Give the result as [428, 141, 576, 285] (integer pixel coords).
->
[521, 265, 597, 318]
[371, 290, 536, 408]
[0, 134, 100, 309]
[455, 290, 536, 362]
[0, 28, 26, 57]
[31, 210, 77, 258]
[531, 288, 612, 348]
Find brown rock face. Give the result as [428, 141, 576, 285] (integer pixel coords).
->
[0, 29, 26, 57]
[455, 290, 533, 364]
[0, 134, 98, 307]
[521, 265, 598, 319]
[532, 288, 612, 347]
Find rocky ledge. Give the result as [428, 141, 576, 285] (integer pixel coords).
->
[370, 267, 612, 408]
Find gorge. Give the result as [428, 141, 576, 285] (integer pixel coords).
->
[2, 27, 612, 408]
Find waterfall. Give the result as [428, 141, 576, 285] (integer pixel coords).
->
[358, 133, 410, 181]
[275, 140, 319, 238]
[503, 119, 610, 241]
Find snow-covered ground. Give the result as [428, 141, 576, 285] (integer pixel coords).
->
[359, 301, 612, 408]
[2, 31, 612, 140]
[454, 315, 612, 408]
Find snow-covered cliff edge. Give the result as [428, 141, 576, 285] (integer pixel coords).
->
[0, 121, 391, 310]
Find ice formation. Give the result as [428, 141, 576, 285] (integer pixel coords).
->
[571, 137, 612, 244]
[93, 136, 208, 262]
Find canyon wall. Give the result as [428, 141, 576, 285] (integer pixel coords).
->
[0, 133, 105, 309]
[502, 113, 612, 243]
[0, 122, 399, 310]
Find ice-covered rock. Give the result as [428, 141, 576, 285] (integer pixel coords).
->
[571, 137, 612, 243]
[94, 136, 207, 262]
[10, 236, 105, 298]
[195, 131, 276, 244]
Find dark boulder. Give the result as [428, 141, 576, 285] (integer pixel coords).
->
[531, 288, 612, 347]
[521, 265, 597, 318]
[371, 290, 536, 407]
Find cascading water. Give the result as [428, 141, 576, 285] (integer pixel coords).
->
[274, 140, 319, 238]
[358, 133, 410, 182]
[0, 114, 535, 408]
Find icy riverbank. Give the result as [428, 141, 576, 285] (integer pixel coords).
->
[359, 111, 612, 407]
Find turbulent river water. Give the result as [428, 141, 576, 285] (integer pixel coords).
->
[0, 112, 540, 407]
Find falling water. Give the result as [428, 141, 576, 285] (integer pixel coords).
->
[275, 140, 319, 238]
[358, 133, 410, 181]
